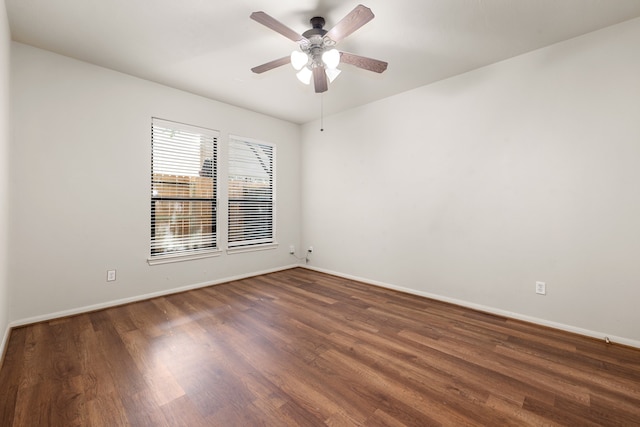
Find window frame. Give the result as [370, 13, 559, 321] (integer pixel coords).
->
[227, 135, 277, 253]
[148, 118, 221, 265]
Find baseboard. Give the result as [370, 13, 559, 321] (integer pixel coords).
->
[9, 264, 300, 329]
[0, 322, 10, 370]
[302, 265, 640, 350]
[7, 263, 639, 351]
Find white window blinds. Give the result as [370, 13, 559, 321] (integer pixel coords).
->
[151, 118, 218, 258]
[228, 137, 275, 248]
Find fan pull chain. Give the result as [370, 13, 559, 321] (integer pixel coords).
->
[320, 94, 324, 132]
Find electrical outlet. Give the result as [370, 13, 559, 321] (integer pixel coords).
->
[289, 245, 295, 254]
[107, 270, 116, 282]
[535, 281, 546, 295]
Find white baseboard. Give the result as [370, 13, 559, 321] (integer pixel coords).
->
[302, 265, 640, 350]
[5, 263, 638, 354]
[0, 322, 10, 365]
[9, 264, 300, 329]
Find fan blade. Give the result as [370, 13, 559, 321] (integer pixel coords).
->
[250, 11, 307, 43]
[340, 52, 388, 73]
[325, 4, 374, 43]
[312, 67, 328, 93]
[251, 56, 291, 74]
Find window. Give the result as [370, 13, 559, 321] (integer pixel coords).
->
[150, 118, 218, 261]
[228, 136, 275, 249]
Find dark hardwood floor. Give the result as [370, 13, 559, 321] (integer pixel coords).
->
[1, 268, 639, 426]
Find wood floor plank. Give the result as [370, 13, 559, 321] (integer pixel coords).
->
[85, 391, 130, 427]
[1, 267, 639, 425]
[0, 328, 25, 426]
[119, 329, 186, 407]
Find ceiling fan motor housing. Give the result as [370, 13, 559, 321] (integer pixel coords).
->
[306, 17, 327, 35]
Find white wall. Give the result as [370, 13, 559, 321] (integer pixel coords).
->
[302, 18, 640, 345]
[0, 0, 10, 348]
[9, 43, 301, 323]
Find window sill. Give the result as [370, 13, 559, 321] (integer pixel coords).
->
[148, 249, 222, 265]
[226, 243, 279, 255]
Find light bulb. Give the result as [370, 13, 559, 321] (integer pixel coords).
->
[290, 51, 308, 71]
[325, 67, 341, 83]
[322, 49, 340, 69]
[296, 67, 312, 85]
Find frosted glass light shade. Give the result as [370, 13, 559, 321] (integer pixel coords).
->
[326, 67, 341, 83]
[290, 51, 308, 71]
[296, 67, 312, 85]
[322, 49, 340, 69]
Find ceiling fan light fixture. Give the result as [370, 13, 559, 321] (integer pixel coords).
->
[321, 48, 340, 69]
[296, 66, 312, 85]
[250, 5, 387, 94]
[290, 50, 308, 71]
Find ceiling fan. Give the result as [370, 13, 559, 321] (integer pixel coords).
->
[250, 4, 388, 93]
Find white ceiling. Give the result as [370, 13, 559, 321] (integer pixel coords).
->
[6, 0, 640, 124]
